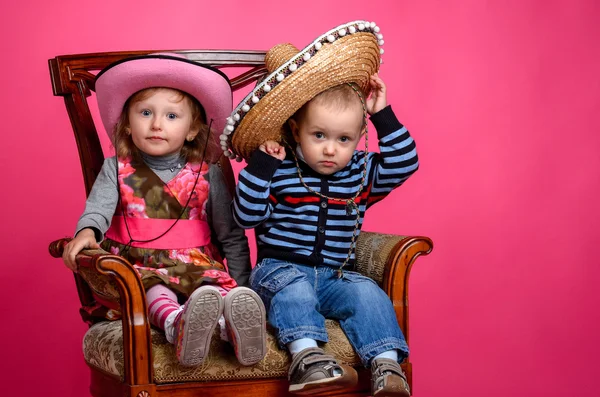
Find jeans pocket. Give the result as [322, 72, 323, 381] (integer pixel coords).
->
[250, 259, 306, 303]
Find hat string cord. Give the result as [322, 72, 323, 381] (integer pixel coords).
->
[288, 84, 369, 278]
[119, 119, 213, 258]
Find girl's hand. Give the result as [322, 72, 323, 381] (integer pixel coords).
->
[259, 140, 286, 161]
[62, 228, 100, 272]
[366, 73, 388, 115]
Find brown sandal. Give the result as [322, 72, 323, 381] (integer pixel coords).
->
[288, 347, 358, 395]
[371, 358, 411, 396]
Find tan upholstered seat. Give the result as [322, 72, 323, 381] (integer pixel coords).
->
[83, 319, 360, 383]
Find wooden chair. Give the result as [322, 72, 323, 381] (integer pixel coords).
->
[47, 50, 433, 397]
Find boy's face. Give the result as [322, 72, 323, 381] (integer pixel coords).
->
[290, 99, 364, 175]
[127, 88, 199, 157]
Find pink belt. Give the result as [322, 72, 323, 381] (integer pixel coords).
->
[105, 216, 211, 249]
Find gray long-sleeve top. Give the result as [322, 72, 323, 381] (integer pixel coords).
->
[75, 152, 251, 286]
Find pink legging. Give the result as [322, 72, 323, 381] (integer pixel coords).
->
[146, 284, 180, 330]
[146, 284, 230, 330]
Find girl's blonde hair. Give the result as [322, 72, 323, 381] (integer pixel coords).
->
[112, 88, 220, 163]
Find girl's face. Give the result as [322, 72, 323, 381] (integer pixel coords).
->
[127, 88, 199, 157]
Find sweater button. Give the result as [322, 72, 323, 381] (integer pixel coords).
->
[320, 201, 328, 209]
[318, 226, 325, 234]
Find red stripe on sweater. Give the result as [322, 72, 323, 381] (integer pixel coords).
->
[281, 183, 374, 206]
[283, 196, 321, 204]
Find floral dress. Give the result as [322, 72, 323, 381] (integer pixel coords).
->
[101, 157, 237, 298]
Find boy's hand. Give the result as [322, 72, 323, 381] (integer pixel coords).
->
[62, 228, 100, 272]
[259, 140, 286, 161]
[366, 73, 387, 115]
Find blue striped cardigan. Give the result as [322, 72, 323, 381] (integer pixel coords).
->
[233, 105, 419, 270]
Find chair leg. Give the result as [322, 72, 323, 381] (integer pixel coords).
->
[89, 368, 157, 397]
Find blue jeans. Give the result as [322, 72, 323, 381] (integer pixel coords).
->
[249, 258, 409, 366]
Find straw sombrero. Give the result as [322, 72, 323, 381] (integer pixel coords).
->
[220, 20, 385, 160]
[95, 53, 232, 141]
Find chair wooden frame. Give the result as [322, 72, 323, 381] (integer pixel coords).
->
[48, 50, 433, 397]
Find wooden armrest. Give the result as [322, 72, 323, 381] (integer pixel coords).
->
[355, 231, 433, 340]
[49, 238, 153, 386]
[50, 239, 121, 305]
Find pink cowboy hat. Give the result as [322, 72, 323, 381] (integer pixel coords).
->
[95, 53, 232, 140]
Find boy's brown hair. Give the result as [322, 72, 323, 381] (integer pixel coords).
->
[295, 84, 363, 123]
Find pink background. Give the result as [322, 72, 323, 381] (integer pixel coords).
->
[1, 1, 599, 396]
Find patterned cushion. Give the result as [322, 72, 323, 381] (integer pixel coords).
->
[355, 231, 406, 286]
[83, 319, 360, 383]
[79, 264, 121, 303]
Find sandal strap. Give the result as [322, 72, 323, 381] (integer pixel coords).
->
[288, 347, 341, 382]
[371, 358, 407, 380]
[371, 358, 410, 395]
[301, 353, 337, 366]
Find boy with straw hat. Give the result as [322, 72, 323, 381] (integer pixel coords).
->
[226, 21, 419, 395]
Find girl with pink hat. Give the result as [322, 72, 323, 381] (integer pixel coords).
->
[61, 53, 267, 368]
